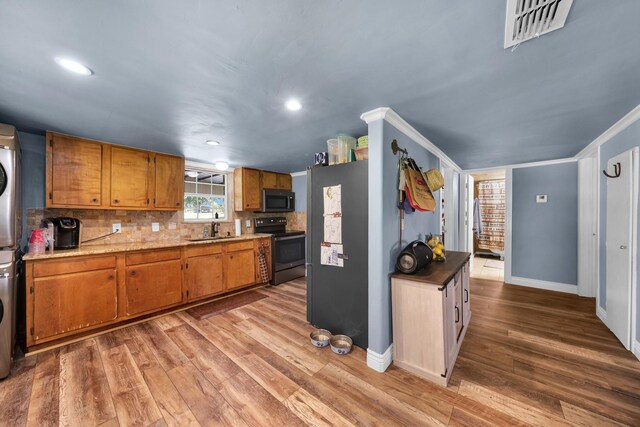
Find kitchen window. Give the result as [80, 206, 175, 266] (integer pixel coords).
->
[184, 167, 228, 221]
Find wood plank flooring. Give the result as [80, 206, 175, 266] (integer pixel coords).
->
[1, 277, 639, 426]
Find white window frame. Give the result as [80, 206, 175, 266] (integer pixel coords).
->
[183, 160, 230, 222]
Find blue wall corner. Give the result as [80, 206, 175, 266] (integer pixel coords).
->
[291, 173, 307, 212]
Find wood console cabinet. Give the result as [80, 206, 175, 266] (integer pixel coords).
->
[234, 167, 292, 211]
[25, 237, 273, 349]
[391, 251, 471, 386]
[46, 131, 184, 211]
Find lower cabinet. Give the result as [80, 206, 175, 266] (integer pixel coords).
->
[185, 245, 224, 302]
[462, 260, 471, 325]
[226, 249, 256, 290]
[125, 261, 182, 316]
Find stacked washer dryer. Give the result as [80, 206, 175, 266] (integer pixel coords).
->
[0, 124, 21, 379]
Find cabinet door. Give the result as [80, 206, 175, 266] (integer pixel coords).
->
[111, 147, 150, 208]
[154, 154, 184, 209]
[126, 259, 182, 316]
[261, 171, 277, 189]
[443, 279, 457, 372]
[276, 173, 292, 190]
[463, 261, 471, 325]
[33, 269, 117, 341]
[454, 273, 463, 339]
[185, 254, 224, 301]
[234, 168, 262, 211]
[47, 134, 103, 207]
[225, 249, 256, 290]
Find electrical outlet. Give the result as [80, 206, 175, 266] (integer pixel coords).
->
[112, 223, 121, 233]
[536, 195, 548, 203]
[152, 222, 160, 232]
[246, 220, 251, 228]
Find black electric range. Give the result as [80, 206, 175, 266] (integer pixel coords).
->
[254, 217, 306, 285]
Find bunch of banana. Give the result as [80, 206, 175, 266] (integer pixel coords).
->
[427, 236, 446, 262]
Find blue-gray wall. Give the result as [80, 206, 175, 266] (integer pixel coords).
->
[367, 119, 441, 355]
[598, 119, 640, 341]
[292, 173, 307, 212]
[511, 162, 578, 285]
[18, 131, 46, 251]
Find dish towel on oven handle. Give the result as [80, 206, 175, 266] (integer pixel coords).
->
[258, 243, 270, 284]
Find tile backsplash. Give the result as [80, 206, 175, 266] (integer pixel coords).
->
[26, 208, 307, 246]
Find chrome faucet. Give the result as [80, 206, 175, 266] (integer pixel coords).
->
[211, 221, 220, 238]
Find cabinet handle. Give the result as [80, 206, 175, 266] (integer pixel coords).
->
[114, 199, 120, 204]
[108, 274, 114, 280]
[130, 271, 137, 277]
[176, 202, 181, 206]
[92, 198, 98, 203]
[455, 306, 460, 323]
[464, 289, 469, 303]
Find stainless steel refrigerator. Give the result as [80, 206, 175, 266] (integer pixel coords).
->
[306, 160, 368, 349]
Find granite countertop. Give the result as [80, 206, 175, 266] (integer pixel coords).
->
[23, 233, 274, 261]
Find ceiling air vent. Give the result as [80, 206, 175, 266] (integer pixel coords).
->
[504, 0, 573, 48]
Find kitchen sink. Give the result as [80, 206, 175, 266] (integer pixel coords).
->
[186, 236, 235, 242]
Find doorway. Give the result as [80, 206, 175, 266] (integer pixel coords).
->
[469, 170, 506, 282]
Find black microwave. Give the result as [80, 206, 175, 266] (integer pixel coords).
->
[259, 189, 295, 213]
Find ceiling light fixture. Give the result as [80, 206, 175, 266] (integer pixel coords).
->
[54, 57, 94, 76]
[285, 99, 302, 111]
[215, 161, 229, 171]
[186, 171, 199, 178]
[205, 139, 221, 146]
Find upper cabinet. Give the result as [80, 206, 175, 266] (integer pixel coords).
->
[234, 167, 292, 211]
[47, 133, 103, 207]
[46, 131, 184, 211]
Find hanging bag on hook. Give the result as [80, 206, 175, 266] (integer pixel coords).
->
[404, 159, 435, 212]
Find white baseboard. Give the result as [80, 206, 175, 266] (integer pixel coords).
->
[367, 344, 393, 373]
[596, 305, 607, 322]
[508, 276, 578, 294]
[634, 340, 640, 361]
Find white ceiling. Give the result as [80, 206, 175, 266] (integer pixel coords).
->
[0, 1, 638, 171]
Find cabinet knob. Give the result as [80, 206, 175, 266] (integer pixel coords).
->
[114, 199, 120, 204]
[130, 271, 137, 277]
[176, 202, 181, 206]
[107, 274, 114, 280]
[92, 198, 98, 203]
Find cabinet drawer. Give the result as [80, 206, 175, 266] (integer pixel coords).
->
[33, 255, 116, 278]
[185, 244, 223, 258]
[126, 248, 181, 266]
[225, 240, 254, 252]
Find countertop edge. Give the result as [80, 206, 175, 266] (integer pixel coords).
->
[390, 251, 471, 287]
[23, 233, 274, 261]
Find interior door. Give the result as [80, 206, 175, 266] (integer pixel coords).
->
[466, 175, 475, 271]
[442, 167, 454, 248]
[578, 156, 598, 297]
[605, 149, 636, 349]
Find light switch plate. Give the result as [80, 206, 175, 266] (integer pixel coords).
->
[151, 222, 160, 232]
[246, 220, 251, 228]
[112, 223, 121, 233]
[536, 195, 548, 203]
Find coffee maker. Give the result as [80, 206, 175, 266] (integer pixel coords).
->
[40, 217, 82, 249]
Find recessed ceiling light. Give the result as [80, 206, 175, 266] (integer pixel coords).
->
[285, 99, 302, 111]
[54, 57, 93, 76]
[215, 161, 229, 171]
[186, 171, 199, 178]
[205, 139, 221, 146]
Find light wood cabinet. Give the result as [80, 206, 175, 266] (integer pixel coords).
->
[29, 255, 118, 343]
[154, 153, 184, 209]
[46, 133, 103, 207]
[235, 168, 293, 211]
[25, 238, 270, 349]
[391, 251, 471, 386]
[234, 167, 262, 211]
[185, 245, 224, 301]
[45, 131, 184, 211]
[111, 146, 150, 208]
[125, 249, 182, 316]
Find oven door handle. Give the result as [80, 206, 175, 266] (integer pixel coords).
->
[274, 235, 305, 241]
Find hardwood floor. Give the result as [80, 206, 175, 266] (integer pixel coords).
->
[1, 277, 639, 426]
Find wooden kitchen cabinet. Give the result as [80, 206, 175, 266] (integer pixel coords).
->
[234, 167, 262, 211]
[46, 132, 103, 208]
[261, 171, 278, 189]
[125, 249, 182, 316]
[276, 173, 292, 190]
[391, 251, 471, 386]
[28, 255, 118, 346]
[110, 146, 150, 208]
[184, 244, 224, 301]
[225, 241, 256, 290]
[44, 131, 184, 211]
[154, 153, 184, 209]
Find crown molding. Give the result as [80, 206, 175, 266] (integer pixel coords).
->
[360, 107, 461, 172]
[290, 170, 307, 177]
[463, 157, 576, 173]
[575, 104, 640, 159]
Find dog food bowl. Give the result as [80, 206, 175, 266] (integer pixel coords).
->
[310, 329, 332, 347]
[329, 335, 353, 355]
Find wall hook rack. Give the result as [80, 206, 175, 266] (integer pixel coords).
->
[603, 162, 621, 178]
[391, 139, 408, 156]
